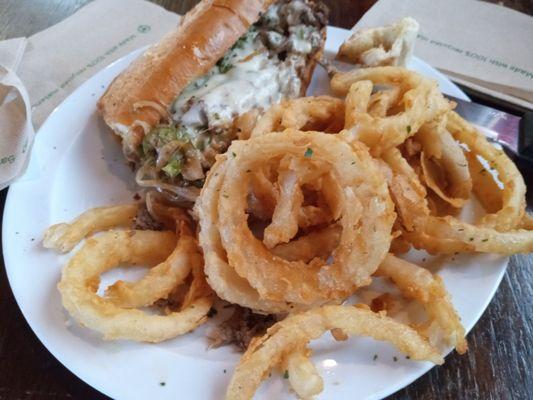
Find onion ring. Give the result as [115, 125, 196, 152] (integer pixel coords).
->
[43, 204, 138, 252]
[196, 159, 296, 314]
[376, 254, 467, 353]
[197, 130, 395, 306]
[105, 221, 203, 308]
[226, 305, 443, 399]
[447, 111, 526, 230]
[281, 346, 323, 399]
[417, 117, 472, 208]
[250, 96, 345, 137]
[58, 230, 212, 342]
[383, 147, 533, 254]
[332, 67, 451, 155]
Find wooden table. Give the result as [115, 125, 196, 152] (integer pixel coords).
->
[0, 1, 532, 399]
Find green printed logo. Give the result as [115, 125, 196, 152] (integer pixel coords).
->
[0, 154, 16, 166]
[138, 25, 151, 34]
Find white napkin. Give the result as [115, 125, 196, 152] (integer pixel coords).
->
[0, 0, 180, 189]
[355, 0, 533, 110]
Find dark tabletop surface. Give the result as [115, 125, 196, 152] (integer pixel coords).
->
[1, 0, 532, 399]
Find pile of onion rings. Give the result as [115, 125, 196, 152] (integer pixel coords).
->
[44, 205, 213, 342]
[44, 65, 532, 399]
[196, 129, 395, 311]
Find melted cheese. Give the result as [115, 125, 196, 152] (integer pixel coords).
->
[173, 36, 301, 131]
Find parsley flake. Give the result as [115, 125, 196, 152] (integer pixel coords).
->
[304, 148, 313, 157]
[283, 370, 289, 379]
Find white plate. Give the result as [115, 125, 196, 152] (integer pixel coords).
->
[2, 27, 507, 400]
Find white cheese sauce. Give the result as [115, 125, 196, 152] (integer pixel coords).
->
[173, 37, 301, 131]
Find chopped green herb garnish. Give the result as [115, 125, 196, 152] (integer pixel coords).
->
[159, 382, 166, 387]
[162, 158, 183, 178]
[393, 356, 398, 362]
[141, 125, 193, 179]
[217, 57, 234, 73]
[216, 27, 257, 73]
[406, 125, 412, 133]
[304, 148, 313, 157]
[283, 370, 289, 379]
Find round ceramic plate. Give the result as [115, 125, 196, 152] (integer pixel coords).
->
[3, 27, 507, 400]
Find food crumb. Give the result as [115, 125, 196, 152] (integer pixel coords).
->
[133, 193, 141, 201]
[207, 307, 218, 318]
[31, 238, 35, 242]
[406, 356, 410, 360]
[373, 354, 378, 361]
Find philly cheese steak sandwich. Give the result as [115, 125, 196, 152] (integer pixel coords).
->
[98, 0, 328, 204]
